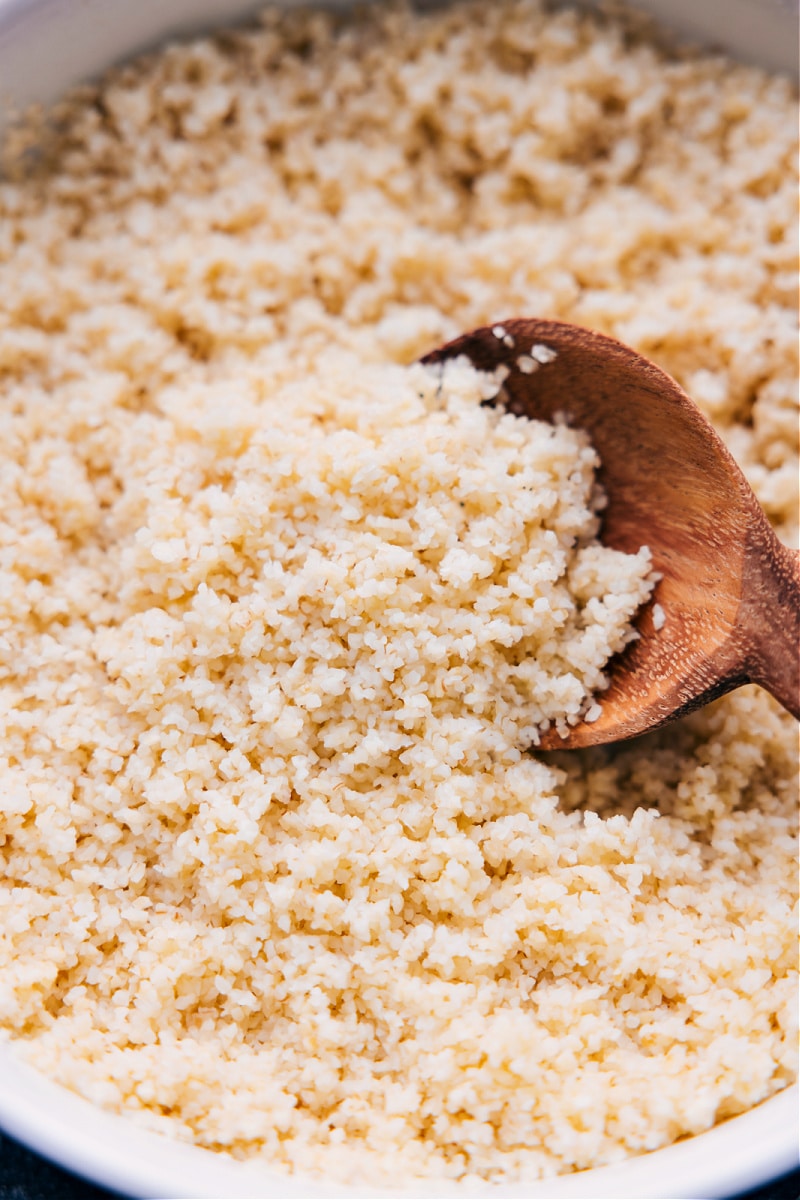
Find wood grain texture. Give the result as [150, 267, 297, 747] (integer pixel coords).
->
[422, 318, 800, 748]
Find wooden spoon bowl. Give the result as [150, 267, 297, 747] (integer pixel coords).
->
[422, 318, 800, 749]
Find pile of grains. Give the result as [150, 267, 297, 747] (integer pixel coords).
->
[0, 0, 797, 1186]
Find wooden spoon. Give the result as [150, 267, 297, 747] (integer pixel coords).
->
[422, 318, 800, 749]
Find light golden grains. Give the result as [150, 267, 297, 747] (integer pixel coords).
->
[0, 0, 797, 1187]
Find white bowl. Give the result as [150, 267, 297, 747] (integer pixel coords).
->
[0, 1044, 797, 1199]
[0, 1, 797, 1196]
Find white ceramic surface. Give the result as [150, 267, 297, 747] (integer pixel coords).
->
[0, 0, 797, 135]
[0, 1043, 797, 1199]
[0, 1, 797, 1197]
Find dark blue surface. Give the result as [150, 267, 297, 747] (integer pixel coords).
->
[0, 1128, 797, 1200]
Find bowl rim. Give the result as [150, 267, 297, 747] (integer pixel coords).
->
[0, 1045, 798, 1199]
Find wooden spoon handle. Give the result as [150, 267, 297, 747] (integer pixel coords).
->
[740, 530, 800, 719]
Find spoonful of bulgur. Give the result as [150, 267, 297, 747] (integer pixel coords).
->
[423, 318, 800, 749]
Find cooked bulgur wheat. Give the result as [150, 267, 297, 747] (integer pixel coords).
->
[0, 0, 797, 1186]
